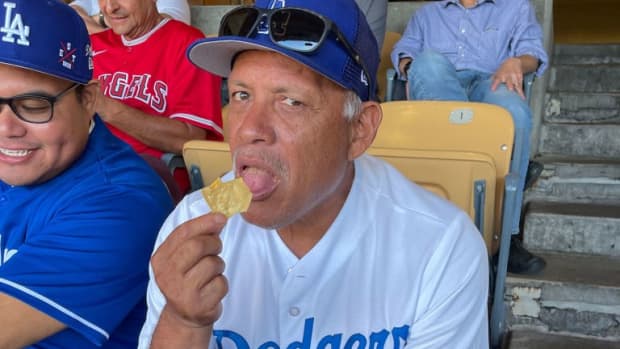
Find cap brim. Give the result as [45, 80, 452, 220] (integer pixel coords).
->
[188, 37, 284, 78]
[0, 58, 90, 85]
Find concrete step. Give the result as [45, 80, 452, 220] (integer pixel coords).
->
[523, 202, 620, 257]
[538, 123, 620, 159]
[525, 158, 620, 204]
[507, 329, 620, 349]
[548, 64, 620, 93]
[553, 44, 620, 65]
[505, 252, 620, 341]
[544, 92, 620, 124]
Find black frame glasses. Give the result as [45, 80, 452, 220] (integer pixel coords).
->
[219, 6, 371, 99]
[0, 83, 79, 124]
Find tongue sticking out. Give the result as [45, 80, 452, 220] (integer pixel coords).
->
[241, 167, 279, 198]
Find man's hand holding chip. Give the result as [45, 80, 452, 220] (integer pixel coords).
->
[151, 212, 228, 343]
[149, 177, 252, 346]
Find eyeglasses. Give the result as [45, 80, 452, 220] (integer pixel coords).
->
[219, 6, 371, 99]
[0, 83, 79, 124]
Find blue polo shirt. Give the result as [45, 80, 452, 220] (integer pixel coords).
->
[0, 116, 174, 348]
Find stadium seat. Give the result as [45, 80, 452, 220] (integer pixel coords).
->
[375, 100, 519, 348]
[183, 140, 231, 192]
[366, 147, 497, 247]
[374, 101, 516, 251]
[161, 104, 230, 190]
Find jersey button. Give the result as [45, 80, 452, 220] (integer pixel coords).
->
[289, 307, 300, 317]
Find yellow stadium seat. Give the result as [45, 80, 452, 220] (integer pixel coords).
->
[182, 104, 231, 190]
[183, 140, 232, 191]
[367, 147, 497, 250]
[375, 100, 520, 348]
[375, 100, 515, 254]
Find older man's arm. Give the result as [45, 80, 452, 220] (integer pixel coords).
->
[96, 94, 208, 155]
[491, 54, 539, 99]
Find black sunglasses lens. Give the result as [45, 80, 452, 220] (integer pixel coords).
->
[270, 9, 326, 52]
[220, 8, 259, 36]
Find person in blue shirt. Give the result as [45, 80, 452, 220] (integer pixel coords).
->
[0, 0, 174, 348]
[390, 0, 549, 275]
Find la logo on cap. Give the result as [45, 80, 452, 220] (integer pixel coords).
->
[1, 1, 30, 46]
[268, 0, 286, 9]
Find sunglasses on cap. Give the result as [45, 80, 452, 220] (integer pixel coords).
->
[219, 6, 371, 99]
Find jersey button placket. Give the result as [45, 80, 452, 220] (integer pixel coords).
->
[287, 273, 306, 318]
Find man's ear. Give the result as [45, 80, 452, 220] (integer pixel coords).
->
[80, 79, 100, 116]
[348, 101, 383, 160]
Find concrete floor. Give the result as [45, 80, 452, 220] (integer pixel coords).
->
[508, 329, 620, 349]
[509, 251, 620, 288]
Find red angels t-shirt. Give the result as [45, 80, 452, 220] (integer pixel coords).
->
[91, 19, 224, 192]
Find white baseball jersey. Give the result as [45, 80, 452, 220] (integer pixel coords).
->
[139, 154, 489, 349]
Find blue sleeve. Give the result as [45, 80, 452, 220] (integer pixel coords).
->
[511, 0, 549, 75]
[0, 185, 171, 346]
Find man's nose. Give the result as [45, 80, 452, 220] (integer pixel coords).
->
[233, 101, 275, 145]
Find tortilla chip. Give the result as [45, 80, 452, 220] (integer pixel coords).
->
[201, 177, 252, 217]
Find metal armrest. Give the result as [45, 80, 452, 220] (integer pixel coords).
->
[385, 68, 396, 102]
[385, 67, 408, 102]
[523, 72, 536, 105]
[161, 152, 185, 175]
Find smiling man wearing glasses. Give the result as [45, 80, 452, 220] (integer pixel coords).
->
[138, 0, 488, 348]
[0, 1, 174, 348]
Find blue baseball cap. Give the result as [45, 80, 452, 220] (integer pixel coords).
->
[188, 0, 379, 101]
[0, 0, 92, 84]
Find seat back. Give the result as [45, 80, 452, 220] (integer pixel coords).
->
[183, 140, 232, 191]
[374, 101, 514, 254]
[368, 147, 497, 250]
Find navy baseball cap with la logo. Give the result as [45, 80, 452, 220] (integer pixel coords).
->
[188, 0, 379, 101]
[0, 0, 92, 84]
